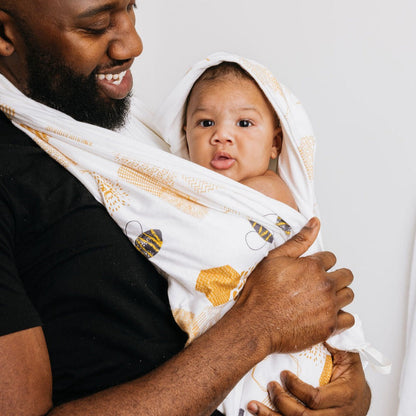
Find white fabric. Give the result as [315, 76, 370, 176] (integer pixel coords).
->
[397, 231, 416, 415]
[156, 52, 389, 414]
[0, 51, 387, 416]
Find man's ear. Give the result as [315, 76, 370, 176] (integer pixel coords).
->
[0, 11, 17, 57]
[270, 127, 283, 159]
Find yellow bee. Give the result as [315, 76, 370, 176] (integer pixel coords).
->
[249, 220, 274, 243]
[275, 216, 292, 236]
[125, 221, 163, 259]
[245, 215, 292, 251]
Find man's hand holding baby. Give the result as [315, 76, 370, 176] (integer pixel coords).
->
[248, 348, 370, 416]
[235, 217, 355, 357]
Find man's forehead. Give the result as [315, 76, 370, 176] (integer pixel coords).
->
[1, 0, 123, 18]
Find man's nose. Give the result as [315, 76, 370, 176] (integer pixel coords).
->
[108, 13, 143, 61]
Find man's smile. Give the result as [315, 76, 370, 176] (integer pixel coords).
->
[96, 70, 127, 85]
[95, 68, 133, 100]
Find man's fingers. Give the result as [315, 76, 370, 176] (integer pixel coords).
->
[335, 287, 354, 310]
[281, 371, 343, 411]
[335, 311, 355, 332]
[247, 399, 282, 416]
[267, 379, 333, 416]
[329, 268, 353, 291]
[280, 371, 323, 408]
[268, 217, 320, 259]
[307, 250, 337, 272]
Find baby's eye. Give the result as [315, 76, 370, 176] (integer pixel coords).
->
[199, 120, 214, 127]
[238, 120, 252, 127]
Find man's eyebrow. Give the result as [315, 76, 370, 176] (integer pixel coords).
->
[76, 2, 118, 19]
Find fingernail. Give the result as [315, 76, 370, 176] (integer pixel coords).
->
[247, 402, 259, 414]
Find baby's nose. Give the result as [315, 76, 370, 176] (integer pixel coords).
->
[210, 128, 234, 145]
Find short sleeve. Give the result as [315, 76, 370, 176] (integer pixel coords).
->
[0, 184, 41, 335]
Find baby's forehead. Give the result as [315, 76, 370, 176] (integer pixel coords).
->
[194, 71, 256, 90]
[190, 72, 279, 120]
[190, 74, 266, 105]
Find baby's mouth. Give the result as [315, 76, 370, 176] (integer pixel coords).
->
[210, 152, 235, 170]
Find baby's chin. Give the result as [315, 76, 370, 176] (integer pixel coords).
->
[207, 166, 239, 182]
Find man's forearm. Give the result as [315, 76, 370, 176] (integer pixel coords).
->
[48, 303, 268, 416]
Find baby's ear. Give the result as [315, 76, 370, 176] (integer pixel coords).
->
[271, 127, 283, 159]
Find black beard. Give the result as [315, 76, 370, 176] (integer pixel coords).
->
[23, 42, 130, 130]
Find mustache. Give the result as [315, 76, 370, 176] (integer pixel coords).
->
[95, 59, 132, 74]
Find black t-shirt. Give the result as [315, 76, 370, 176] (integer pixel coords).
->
[0, 112, 190, 404]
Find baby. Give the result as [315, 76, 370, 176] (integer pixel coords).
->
[155, 54, 337, 415]
[156, 53, 386, 415]
[183, 60, 333, 414]
[183, 61, 297, 210]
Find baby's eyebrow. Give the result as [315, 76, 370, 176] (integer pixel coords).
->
[239, 106, 257, 111]
[236, 107, 263, 118]
[190, 107, 210, 116]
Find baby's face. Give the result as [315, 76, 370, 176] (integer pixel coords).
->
[184, 75, 280, 182]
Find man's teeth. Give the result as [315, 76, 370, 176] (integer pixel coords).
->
[96, 70, 127, 85]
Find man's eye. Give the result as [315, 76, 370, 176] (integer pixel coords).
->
[128, 1, 138, 11]
[238, 120, 252, 127]
[199, 120, 214, 127]
[83, 26, 108, 35]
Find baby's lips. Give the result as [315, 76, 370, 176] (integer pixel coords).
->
[210, 154, 235, 170]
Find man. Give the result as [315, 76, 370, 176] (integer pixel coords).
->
[0, 1, 370, 415]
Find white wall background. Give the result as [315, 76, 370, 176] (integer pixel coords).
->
[131, 1, 416, 415]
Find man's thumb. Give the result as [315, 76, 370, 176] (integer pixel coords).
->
[270, 217, 320, 259]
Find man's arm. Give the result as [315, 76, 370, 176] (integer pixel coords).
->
[0, 327, 52, 415]
[0, 218, 356, 416]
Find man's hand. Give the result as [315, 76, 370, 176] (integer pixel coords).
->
[247, 347, 371, 416]
[235, 217, 355, 356]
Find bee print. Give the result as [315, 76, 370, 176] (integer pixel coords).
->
[195, 265, 242, 307]
[245, 220, 274, 251]
[245, 214, 292, 251]
[135, 229, 163, 259]
[125, 221, 163, 259]
[276, 216, 292, 236]
[249, 221, 274, 243]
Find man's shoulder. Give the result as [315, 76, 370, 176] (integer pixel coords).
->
[0, 111, 99, 230]
[0, 111, 41, 173]
[0, 111, 33, 146]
